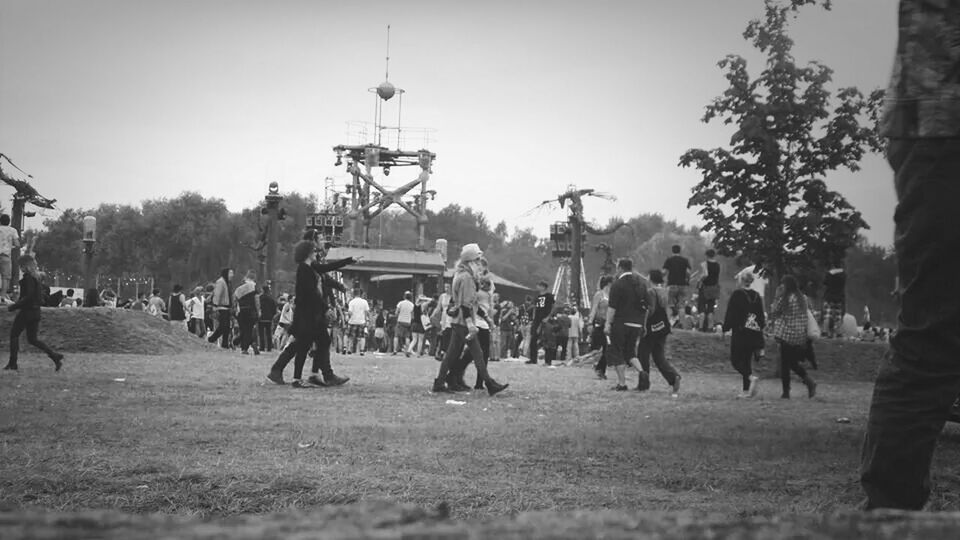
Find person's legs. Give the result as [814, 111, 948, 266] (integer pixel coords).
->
[5, 311, 28, 369]
[23, 316, 61, 368]
[435, 325, 466, 390]
[291, 337, 313, 382]
[861, 139, 960, 510]
[219, 311, 231, 348]
[269, 339, 297, 378]
[528, 321, 540, 363]
[649, 334, 679, 387]
[730, 338, 752, 393]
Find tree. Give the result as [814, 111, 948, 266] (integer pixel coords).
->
[678, 0, 883, 282]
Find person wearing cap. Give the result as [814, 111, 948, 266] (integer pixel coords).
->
[432, 243, 508, 396]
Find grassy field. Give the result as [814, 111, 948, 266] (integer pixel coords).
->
[2, 333, 960, 520]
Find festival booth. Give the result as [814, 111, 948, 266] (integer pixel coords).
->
[324, 247, 445, 308]
[441, 268, 535, 305]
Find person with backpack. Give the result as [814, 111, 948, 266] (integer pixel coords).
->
[638, 270, 681, 395]
[723, 272, 766, 398]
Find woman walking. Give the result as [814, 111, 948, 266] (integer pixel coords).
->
[770, 275, 817, 399]
[723, 272, 765, 398]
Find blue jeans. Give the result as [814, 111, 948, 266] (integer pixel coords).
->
[861, 139, 960, 510]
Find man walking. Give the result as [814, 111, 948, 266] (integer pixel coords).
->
[605, 258, 652, 391]
[258, 285, 277, 352]
[861, 0, 960, 511]
[347, 289, 370, 355]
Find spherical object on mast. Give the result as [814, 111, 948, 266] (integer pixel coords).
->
[376, 81, 396, 101]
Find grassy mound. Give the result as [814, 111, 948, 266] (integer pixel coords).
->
[0, 307, 211, 355]
[666, 330, 888, 382]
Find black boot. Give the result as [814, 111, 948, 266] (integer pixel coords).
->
[637, 371, 651, 391]
[487, 381, 509, 396]
[432, 378, 452, 393]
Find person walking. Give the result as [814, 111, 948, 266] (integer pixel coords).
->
[266, 241, 353, 387]
[498, 300, 517, 359]
[722, 272, 766, 398]
[769, 275, 817, 400]
[638, 270, 681, 395]
[234, 271, 260, 355]
[589, 275, 613, 379]
[527, 281, 555, 364]
[604, 258, 652, 391]
[4, 255, 63, 371]
[258, 285, 277, 353]
[432, 244, 508, 395]
[207, 268, 234, 348]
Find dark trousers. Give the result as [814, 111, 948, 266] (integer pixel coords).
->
[591, 323, 607, 374]
[437, 325, 496, 387]
[8, 309, 58, 367]
[861, 139, 960, 510]
[258, 320, 273, 352]
[638, 333, 679, 386]
[462, 328, 490, 386]
[730, 332, 756, 392]
[500, 329, 515, 358]
[207, 310, 232, 348]
[528, 320, 542, 363]
[270, 330, 333, 381]
[543, 343, 556, 365]
[238, 309, 258, 352]
[778, 340, 808, 395]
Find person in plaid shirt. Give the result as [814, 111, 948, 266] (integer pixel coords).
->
[770, 275, 816, 400]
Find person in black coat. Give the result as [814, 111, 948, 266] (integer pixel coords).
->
[722, 272, 766, 398]
[4, 255, 63, 371]
[266, 241, 356, 388]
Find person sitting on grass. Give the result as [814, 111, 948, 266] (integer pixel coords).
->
[59, 289, 77, 308]
[4, 254, 64, 372]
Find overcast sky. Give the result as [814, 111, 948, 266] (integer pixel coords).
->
[0, 0, 898, 246]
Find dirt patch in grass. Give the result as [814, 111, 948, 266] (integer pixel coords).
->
[0, 308, 211, 355]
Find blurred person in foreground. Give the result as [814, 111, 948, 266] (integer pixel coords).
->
[861, 0, 960, 510]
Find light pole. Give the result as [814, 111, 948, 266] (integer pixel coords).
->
[81, 216, 97, 307]
[261, 182, 285, 288]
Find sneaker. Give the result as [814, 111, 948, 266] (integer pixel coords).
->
[671, 374, 682, 396]
[736, 391, 751, 399]
[291, 379, 311, 389]
[612, 384, 628, 391]
[266, 371, 285, 385]
[307, 375, 328, 387]
[324, 374, 350, 387]
[748, 375, 760, 398]
[595, 371, 607, 380]
[51, 353, 64, 372]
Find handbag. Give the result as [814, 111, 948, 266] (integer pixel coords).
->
[806, 309, 820, 340]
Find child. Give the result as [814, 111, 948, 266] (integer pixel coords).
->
[275, 295, 295, 351]
[4, 255, 64, 371]
[567, 306, 582, 364]
[538, 314, 560, 366]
